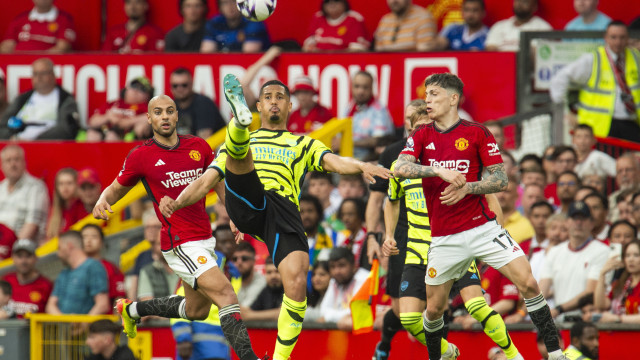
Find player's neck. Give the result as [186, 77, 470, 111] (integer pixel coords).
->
[433, 111, 460, 131]
[154, 133, 179, 148]
[262, 120, 287, 131]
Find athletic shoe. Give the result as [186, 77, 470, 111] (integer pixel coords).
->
[372, 342, 389, 360]
[115, 298, 138, 339]
[223, 74, 253, 128]
[442, 343, 460, 360]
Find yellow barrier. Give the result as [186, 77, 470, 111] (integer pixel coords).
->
[27, 313, 120, 360]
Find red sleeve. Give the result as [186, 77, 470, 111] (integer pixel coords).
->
[307, 13, 322, 38]
[111, 266, 126, 299]
[345, 17, 369, 46]
[202, 139, 215, 168]
[57, 12, 76, 44]
[400, 126, 426, 160]
[148, 26, 165, 51]
[116, 146, 144, 187]
[3, 16, 22, 42]
[477, 126, 502, 167]
[499, 276, 520, 302]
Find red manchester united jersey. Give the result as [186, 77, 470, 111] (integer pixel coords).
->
[3, 272, 53, 318]
[100, 259, 125, 306]
[117, 135, 215, 250]
[400, 119, 502, 237]
[3, 8, 76, 51]
[102, 23, 164, 53]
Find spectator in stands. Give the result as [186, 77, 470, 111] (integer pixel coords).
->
[594, 240, 640, 324]
[307, 172, 341, 221]
[165, 0, 208, 52]
[583, 192, 610, 242]
[523, 200, 553, 259]
[302, 0, 369, 52]
[0, 75, 7, 115]
[436, 0, 488, 51]
[0, 280, 13, 319]
[2, 239, 52, 318]
[556, 171, 581, 215]
[528, 213, 568, 285]
[317, 247, 368, 330]
[169, 67, 225, 138]
[102, 0, 164, 53]
[540, 201, 609, 320]
[609, 154, 640, 221]
[542, 145, 557, 185]
[287, 76, 333, 135]
[137, 225, 179, 304]
[572, 124, 616, 178]
[496, 177, 534, 244]
[200, 0, 270, 53]
[85, 319, 136, 360]
[565, 0, 611, 31]
[551, 21, 640, 143]
[484, 0, 552, 52]
[126, 210, 159, 300]
[241, 257, 284, 320]
[333, 198, 368, 268]
[337, 174, 367, 200]
[582, 173, 606, 195]
[630, 16, 640, 51]
[0, 58, 80, 140]
[305, 261, 330, 322]
[46, 231, 109, 314]
[545, 146, 578, 207]
[0, 0, 76, 53]
[0, 145, 49, 242]
[483, 121, 505, 152]
[81, 224, 125, 308]
[77, 168, 102, 213]
[616, 189, 636, 224]
[300, 194, 332, 267]
[519, 183, 545, 217]
[341, 71, 394, 160]
[233, 242, 266, 307]
[46, 168, 86, 239]
[519, 153, 543, 173]
[86, 77, 154, 142]
[563, 322, 599, 359]
[607, 219, 636, 246]
[374, 0, 436, 51]
[0, 223, 17, 261]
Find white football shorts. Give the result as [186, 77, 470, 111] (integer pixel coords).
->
[162, 237, 218, 288]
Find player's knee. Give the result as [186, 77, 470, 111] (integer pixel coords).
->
[425, 303, 445, 319]
[186, 306, 209, 320]
[518, 275, 540, 297]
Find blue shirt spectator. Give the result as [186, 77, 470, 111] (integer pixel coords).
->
[439, 23, 489, 50]
[565, 12, 611, 31]
[51, 257, 108, 314]
[200, 0, 270, 53]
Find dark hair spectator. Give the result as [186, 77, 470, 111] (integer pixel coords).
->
[302, 0, 369, 52]
[102, 0, 164, 53]
[165, 0, 209, 52]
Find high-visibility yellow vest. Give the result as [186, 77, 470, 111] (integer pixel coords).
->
[563, 346, 592, 360]
[577, 46, 640, 137]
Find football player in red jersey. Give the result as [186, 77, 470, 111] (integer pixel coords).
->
[395, 73, 567, 360]
[93, 95, 263, 360]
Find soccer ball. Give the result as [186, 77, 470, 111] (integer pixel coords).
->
[236, 0, 276, 22]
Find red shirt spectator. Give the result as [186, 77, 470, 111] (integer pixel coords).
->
[303, 5, 369, 51]
[99, 259, 125, 307]
[102, 23, 164, 53]
[480, 263, 519, 315]
[288, 76, 333, 135]
[0, 224, 17, 261]
[1, 5, 76, 53]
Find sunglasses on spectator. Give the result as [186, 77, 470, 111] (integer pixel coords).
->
[391, 24, 400, 43]
[171, 83, 190, 89]
[233, 255, 253, 262]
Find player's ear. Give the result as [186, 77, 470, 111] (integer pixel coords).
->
[147, 112, 151, 124]
[256, 99, 263, 112]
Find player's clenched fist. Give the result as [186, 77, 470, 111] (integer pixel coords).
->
[159, 196, 177, 218]
[92, 199, 113, 220]
[382, 237, 399, 256]
[435, 167, 466, 188]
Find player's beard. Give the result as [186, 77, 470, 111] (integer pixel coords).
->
[153, 123, 175, 138]
[578, 345, 598, 360]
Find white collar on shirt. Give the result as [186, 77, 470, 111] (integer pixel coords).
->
[29, 6, 58, 22]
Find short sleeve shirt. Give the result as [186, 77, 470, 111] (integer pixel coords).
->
[287, 104, 333, 135]
[100, 259, 125, 304]
[52, 258, 108, 314]
[116, 136, 215, 250]
[176, 93, 226, 135]
[400, 120, 502, 236]
[304, 11, 370, 51]
[203, 15, 270, 52]
[164, 24, 205, 52]
[3, 272, 52, 318]
[439, 24, 488, 50]
[3, 7, 76, 51]
[374, 5, 436, 51]
[0, 174, 49, 237]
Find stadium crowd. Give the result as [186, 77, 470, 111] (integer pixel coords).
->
[0, 0, 640, 359]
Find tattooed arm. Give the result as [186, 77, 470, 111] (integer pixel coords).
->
[394, 154, 466, 187]
[440, 163, 508, 206]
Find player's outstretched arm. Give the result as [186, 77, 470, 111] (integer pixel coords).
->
[93, 179, 134, 220]
[160, 168, 223, 218]
[321, 153, 391, 183]
[395, 154, 466, 187]
[440, 164, 507, 206]
[381, 198, 400, 257]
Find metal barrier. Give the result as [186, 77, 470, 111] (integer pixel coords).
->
[28, 314, 120, 360]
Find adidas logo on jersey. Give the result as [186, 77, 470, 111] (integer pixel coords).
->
[425, 142, 436, 150]
[155, 159, 166, 166]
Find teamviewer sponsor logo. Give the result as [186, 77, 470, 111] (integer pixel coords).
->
[161, 169, 203, 188]
[428, 159, 470, 174]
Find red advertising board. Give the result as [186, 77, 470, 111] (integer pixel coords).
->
[0, 52, 516, 128]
